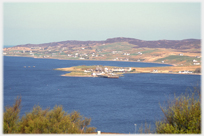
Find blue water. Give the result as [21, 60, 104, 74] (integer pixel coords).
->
[3, 56, 201, 133]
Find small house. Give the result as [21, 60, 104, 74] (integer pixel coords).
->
[193, 59, 198, 62]
[194, 63, 200, 65]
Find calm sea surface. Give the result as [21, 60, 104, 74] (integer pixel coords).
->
[3, 56, 201, 133]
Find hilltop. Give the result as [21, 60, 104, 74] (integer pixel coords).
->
[14, 37, 201, 51]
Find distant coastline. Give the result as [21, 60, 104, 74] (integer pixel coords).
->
[4, 55, 200, 76]
[55, 64, 201, 78]
[4, 55, 172, 66]
[3, 45, 16, 48]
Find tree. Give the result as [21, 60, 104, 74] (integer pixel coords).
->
[3, 96, 21, 133]
[156, 89, 201, 134]
[4, 97, 96, 134]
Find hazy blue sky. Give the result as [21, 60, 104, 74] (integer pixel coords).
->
[3, 2, 201, 45]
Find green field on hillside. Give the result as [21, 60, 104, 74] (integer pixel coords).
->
[141, 49, 157, 54]
[155, 55, 200, 65]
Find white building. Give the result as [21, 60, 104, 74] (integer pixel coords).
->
[84, 70, 91, 72]
[193, 59, 198, 62]
[152, 69, 158, 73]
[179, 70, 193, 74]
[104, 67, 109, 72]
[123, 53, 130, 55]
[194, 63, 200, 65]
[92, 72, 96, 76]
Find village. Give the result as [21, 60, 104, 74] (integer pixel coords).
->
[83, 65, 133, 78]
[54, 65, 134, 78]
[55, 61, 201, 79]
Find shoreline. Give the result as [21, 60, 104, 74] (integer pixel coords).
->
[4, 55, 201, 76]
[4, 55, 172, 66]
[56, 57, 173, 66]
[61, 72, 201, 78]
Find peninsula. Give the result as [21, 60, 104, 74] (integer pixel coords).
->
[54, 64, 201, 78]
[55, 65, 134, 78]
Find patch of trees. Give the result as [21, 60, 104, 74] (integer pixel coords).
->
[3, 97, 96, 134]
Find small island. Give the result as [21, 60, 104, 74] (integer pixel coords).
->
[54, 65, 200, 78]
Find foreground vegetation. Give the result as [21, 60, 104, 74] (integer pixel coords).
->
[138, 89, 201, 134]
[4, 88, 200, 134]
[155, 89, 201, 134]
[3, 97, 96, 134]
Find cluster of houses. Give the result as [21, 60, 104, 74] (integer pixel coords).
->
[113, 58, 129, 61]
[67, 52, 105, 59]
[137, 52, 143, 55]
[123, 53, 130, 55]
[112, 51, 123, 54]
[83, 66, 132, 77]
[180, 54, 201, 65]
[67, 53, 90, 59]
[152, 69, 194, 74]
[178, 70, 193, 74]
[193, 59, 200, 65]
[112, 51, 131, 55]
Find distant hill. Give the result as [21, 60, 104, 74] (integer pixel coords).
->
[16, 37, 201, 50]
